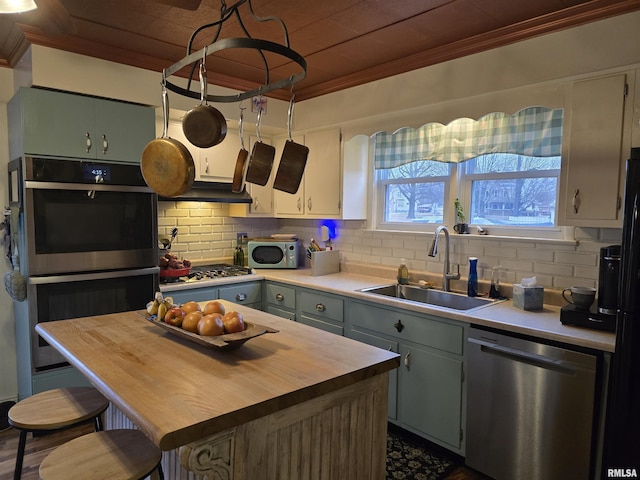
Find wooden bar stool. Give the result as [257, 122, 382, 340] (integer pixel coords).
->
[8, 387, 109, 480]
[39, 429, 164, 480]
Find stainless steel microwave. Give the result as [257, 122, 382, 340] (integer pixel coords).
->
[248, 240, 299, 269]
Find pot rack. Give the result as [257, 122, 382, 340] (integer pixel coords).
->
[163, 0, 307, 103]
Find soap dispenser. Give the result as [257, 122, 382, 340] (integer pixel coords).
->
[397, 259, 409, 285]
[467, 257, 478, 297]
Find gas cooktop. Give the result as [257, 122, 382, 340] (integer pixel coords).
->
[160, 264, 254, 283]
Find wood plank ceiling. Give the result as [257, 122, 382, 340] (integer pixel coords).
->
[1, 0, 639, 101]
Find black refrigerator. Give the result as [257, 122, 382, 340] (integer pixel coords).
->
[602, 148, 640, 473]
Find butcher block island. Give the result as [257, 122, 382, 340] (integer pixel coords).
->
[35, 300, 400, 480]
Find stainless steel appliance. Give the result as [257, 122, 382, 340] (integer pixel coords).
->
[248, 239, 299, 269]
[159, 264, 254, 284]
[603, 148, 640, 471]
[9, 156, 159, 394]
[11, 156, 158, 275]
[466, 327, 599, 480]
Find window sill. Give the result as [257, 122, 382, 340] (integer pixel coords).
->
[364, 228, 578, 246]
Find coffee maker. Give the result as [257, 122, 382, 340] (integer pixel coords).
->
[560, 245, 619, 332]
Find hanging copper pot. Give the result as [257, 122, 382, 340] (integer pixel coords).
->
[245, 105, 275, 186]
[273, 93, 309, 194]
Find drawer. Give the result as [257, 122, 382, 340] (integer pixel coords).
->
[168, 288, 217, 304]
[349, 301, 464, 355]
[265, 283, 296, 310]
[265, 305, 296, 321]
[299, 290, 344, 322]
[218, 282, 262, 305]
[298, 315, 344, 336]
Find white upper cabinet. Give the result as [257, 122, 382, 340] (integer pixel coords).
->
[559, 72, 634, 227]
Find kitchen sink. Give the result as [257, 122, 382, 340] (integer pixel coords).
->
[358, 284, 496, 311]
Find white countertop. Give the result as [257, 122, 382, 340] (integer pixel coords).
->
[161, 267, 616, 353]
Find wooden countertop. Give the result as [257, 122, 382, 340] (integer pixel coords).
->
[35, 300, 399, 451]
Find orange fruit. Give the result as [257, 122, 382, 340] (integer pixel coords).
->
[203, 301, 225, 316]
[182, 311, 203, 333]
[182, 301, 201, 314]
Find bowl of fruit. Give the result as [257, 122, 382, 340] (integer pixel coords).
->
[159, 252, 191, 278]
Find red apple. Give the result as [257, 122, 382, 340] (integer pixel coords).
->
[222, 311, 245, 334]
[164, 307, 185, 327]
[198, 314, 224, 336]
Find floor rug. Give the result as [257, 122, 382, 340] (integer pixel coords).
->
[387, 423, 459, 480]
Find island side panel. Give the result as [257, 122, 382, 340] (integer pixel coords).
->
[231, 373, 389, 480]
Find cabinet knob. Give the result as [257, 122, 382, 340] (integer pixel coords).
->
[235, 293, 247, 302]
[394, 319, 404, 332]
[308, 197, 312, 211]
[102, 134, 108, 155]
[85, 132, 92, 153]
[275, 293, 284, 301]
[253, 198, 259, 211]
[205, 158, 210, 174]
[315, 303, 326, 312]
[297, 198, 302, 211]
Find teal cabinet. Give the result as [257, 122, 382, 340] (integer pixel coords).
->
[350, 328, 399, 420]
[8, 87, 154, 163]
[168, 287, 217, 304]
[264, 282, 296, 320]
[218, 282, 262, 310]
[348, 299, 465, 452]
[298, 289, 344, 336]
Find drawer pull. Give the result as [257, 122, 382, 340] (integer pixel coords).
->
[394, 319, 404, 332]
[315, 303, 326, 312]
[235, 293, 247, 302]
[85, 132, 92, 153]
[102, 134, 109, 154]
[275, 293, 285, 302]
[404, 351, 411, 370]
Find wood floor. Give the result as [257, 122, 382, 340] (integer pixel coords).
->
[0, 424, 489, 480]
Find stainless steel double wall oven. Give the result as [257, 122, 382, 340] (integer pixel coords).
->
[10, 156, 159, 372]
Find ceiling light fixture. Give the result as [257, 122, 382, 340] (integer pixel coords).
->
[0, 0, 37, 14]
[163, 0, 307, 103]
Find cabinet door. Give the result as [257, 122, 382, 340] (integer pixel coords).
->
[273, 135, 306, 216]
[198, 130, 241, 181]
[218, 282, 262, 308]
[19, 88, 95, 158]
[561, 73, 628, 226]
[94, 98, 155, 164]
[398, 344, 463, 449]
[303, 128, 341, 217]
[350, 329, 399, 420]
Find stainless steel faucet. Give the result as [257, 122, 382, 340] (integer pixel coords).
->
[428, 225, 460, 292]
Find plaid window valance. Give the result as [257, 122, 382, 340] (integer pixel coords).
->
[373, 107, 564, 169]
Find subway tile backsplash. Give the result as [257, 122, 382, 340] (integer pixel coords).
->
[158, 203, 621, 291]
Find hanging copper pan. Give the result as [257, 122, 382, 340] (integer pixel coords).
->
[245, 106, 275, 186]
[141, 82, 195, 198]
[232, 106, 249, 193]
[273, 93, 309, 194]
[182, 50, 227, 149]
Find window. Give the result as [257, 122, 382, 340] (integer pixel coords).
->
[372, 107, 564, 236]
[463, 153, 561, 227]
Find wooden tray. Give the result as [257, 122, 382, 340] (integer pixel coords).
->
[146, 314, 278, 351]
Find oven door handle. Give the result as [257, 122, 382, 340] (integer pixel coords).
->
[25, 181, 153, 194]
[29, 267, 160, 285]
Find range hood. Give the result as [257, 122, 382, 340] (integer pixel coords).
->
[158, 181, 253, 203]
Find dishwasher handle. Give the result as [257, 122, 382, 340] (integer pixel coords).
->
[469, 337, 577, 375]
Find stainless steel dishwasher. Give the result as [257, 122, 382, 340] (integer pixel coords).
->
[466, 326, 598, 480]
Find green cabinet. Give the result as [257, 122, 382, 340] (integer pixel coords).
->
[264, 282, 296, 320]
[348, 299, 465, 452]
[297, 288, 344, 336]
[165, 281, 262, 310]
[8, 87, 154, 163]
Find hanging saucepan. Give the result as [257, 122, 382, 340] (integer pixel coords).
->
[141, 79, 195, 198]
[245, 105, 276, 186]
[232, 105, 249, 193]
[273, 93, 309, 194]
[182, 49, 227, 148]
